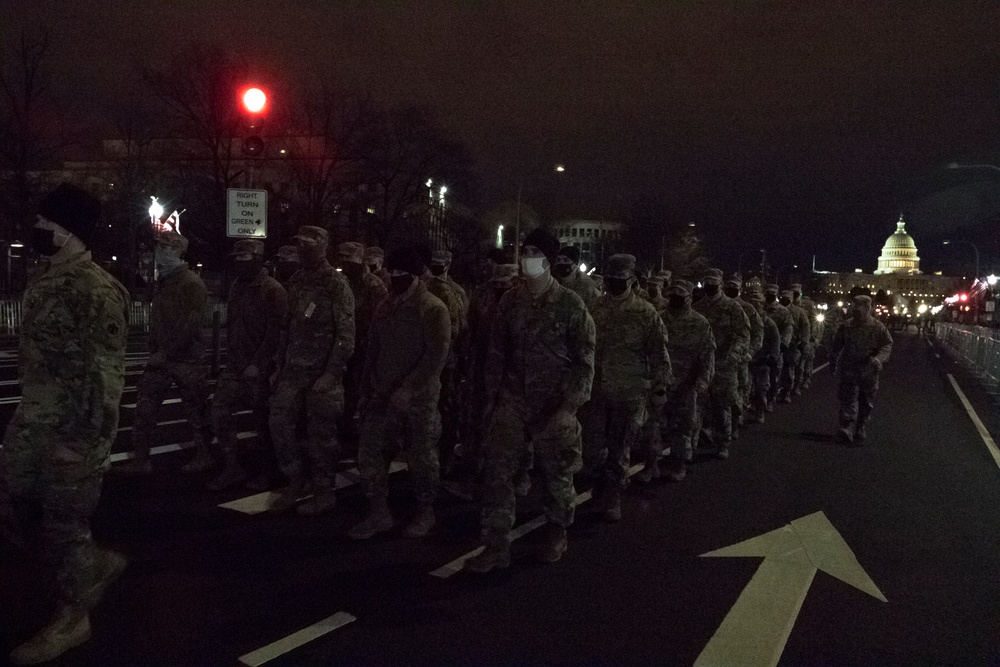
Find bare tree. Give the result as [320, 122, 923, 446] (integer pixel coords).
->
[666, 230, 712, 280]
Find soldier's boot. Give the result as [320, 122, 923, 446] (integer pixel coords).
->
[731, 425, 740, 441]
[82, 549, 129, 610]
[854, 423, 867, 443]
[634, 456, 660, 483]
[600, 487, 622, 523]
[403, 505, 436, 538]
[536, 523, 568, 564]
[765, 399, 775, 413]
[465, 535, 512, 573]
[715, 441, 730, 460]
[9, 604, 91, 666]
[778, 390, 792, 404]
[267, 477, 307, 515]
[837, 421, 855, 444]
[297, 486, 338, 516]
[181, 440, 216, 474]
[206, 449, 249, 492]
[665, 462, 687, 483]
[348, 497, 394, 540]
[513, 469, 532, 498]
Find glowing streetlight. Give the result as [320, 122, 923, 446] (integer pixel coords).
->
[149, 197, 164, 222]
[555, 165, 566, 172]
[988, 274, 998, 286]
[242, 87, 267, 113]
[496, 224, 504, 249]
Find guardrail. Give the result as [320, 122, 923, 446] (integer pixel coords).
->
[0, 299, 226, 336]
[936, 323, 1000, 395]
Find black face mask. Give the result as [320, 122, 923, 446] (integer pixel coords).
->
[668, 295, 688, 310]
[430, 265, 446, 276]
[234, 258, 263, 280]
[552, 264, 573, 278]
[341, 263, 363, 279]
[723, 287, 739, 299]
[368, 264, 380, 274]
[704, 284, 720, 297]
[30, 227, 61, 256]
[648, 288, 659, 299]
[605, 278, 629, 296]
[779, 297, 791, 307]
[276, 261, 299, 281]
[765, 294, 777, 304]
[793, 292, 802, 300]
[390, 274, 415, 295]
[493, 285, 511, 298]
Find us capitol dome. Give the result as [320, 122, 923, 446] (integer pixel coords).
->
[874, 214, 920, 275]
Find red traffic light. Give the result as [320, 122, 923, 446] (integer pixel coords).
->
[242, 88, 267, 113]
[959, 293, 969, 302]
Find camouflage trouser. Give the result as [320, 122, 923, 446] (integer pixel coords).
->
[438, 366, 459, 473]
[358, 397, 441, 504]
[767, 354, 783, 404]
[734, 361, 751, 423]
[794, 343, 814, 391]
[697, 366, 738, 446]
[211, 372, 270, 456]
[801, 342, 817, 384]
[838, 371, 880, 427]
[779, 346, 801, 395]
[1, 407, 113, 605]
[637, 393, 662, 464]
[269, 367, 343, 488]
[133, 362, 209, 457]
[750, 362, 772, 414]
[342, 347, 365, 443]
[662, 386, 697, 463]
[481, 392, 582, 546]
[581, 396, 646, 490]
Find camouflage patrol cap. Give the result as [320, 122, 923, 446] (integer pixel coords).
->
[745, 288, 765, 303]
[656, 269, 672, 281]
[431, 249, 453, 265]
[725, 274, 743, 289]
[489, 263, 518, 285]
[852, 294, 872, 307]
[764, 283, 781, 294]
[276, 245, 299, 262]
[606, 254, 637, 279]
[154, 230, 188, 254]
[703, 268, 724, 285]
[364, 246, 384, 262]
[789, 283, 803, 293]
[647, 276, 665, 287]
[780, 290, 795, 299]
[292, 225, 329, 246]
[337, 241, 365, 263]
[668, 279, 693, 297]
[230, 239, 264, 259]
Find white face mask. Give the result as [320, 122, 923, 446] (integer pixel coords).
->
[521, 256, 547, 279]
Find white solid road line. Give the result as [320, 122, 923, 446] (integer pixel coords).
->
[109, 431, 257, 463]
[947, 374, 1000, 471]
[218, 461, 408, 514]
[430, 462, 643, 578]
[812, 362, 829, 374]
[238, 612, 356, 667]
[115, 410, 252, 433]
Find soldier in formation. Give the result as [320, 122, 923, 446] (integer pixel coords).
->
[553, 245, 600, 306]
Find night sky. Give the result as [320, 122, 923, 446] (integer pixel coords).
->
[4, 1, 1000, 274]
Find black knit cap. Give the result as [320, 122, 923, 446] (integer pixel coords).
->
[37, 183, 101, 246]
[522, 228, 560, 265]
[387, 244, 431, 276]
[557, 246, 580, 264]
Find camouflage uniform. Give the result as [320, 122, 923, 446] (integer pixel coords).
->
[132, 233, 209, 465]
[791, 284, 819, 391]
[0, 250, 128, 607]
[764, 285, 793, 406]
[831, 296, 893, 437]
[644, 276, 669, 315]
[692, 269, 750, 455]
[270, 227, 355, 491]
[747, 290, 780, 421]
[365, 246, 391, 290]
[211, 241, 287, 485]
[479, 277, 595, 548]
[424, 265, 464, 472]
[357, 279, 451, 505]
[726, 276, 763, 430]
[657, 280, 715, 473]
[636, 275, 669, 456]
[559, 267, 600, 308]
[781, 292, 811, 400]
[582, 255, 670, 492]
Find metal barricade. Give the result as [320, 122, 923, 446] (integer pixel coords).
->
[0, 298, 226, 335]
[936, 323, 1000, 394]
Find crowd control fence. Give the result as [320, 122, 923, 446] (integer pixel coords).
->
[936, 323, 1000, 396]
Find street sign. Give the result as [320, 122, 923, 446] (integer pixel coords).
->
[227, 189, 268, 238]
[696, 511, 886, 667]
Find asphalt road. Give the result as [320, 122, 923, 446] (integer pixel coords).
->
[2, 331, 1000, 666]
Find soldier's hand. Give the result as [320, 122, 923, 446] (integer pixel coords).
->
[148, 352, 167, 368]
[243, 365, 259, 379]
[312, 372, 341, 394]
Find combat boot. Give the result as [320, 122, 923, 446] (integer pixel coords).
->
[599, 487, 622, 522]
[297, 487, 338, 516]
[82, 549, 129, 610]
[537, 523, 568, 563]
[181, 445, 215, 474]
[348, 497, 394, 540]
[854, 423, 867, 443]
[837, 426, 855, 444]
[634, 457, 660, 483]
[665, 464, 687, 482]
[267, 477, 307, 515]
[206, 452, 249, 491]
[778, 390, 792, 404]
[513, 469, 532, 497]
[464, 540, 511, 573]
[9, 605, 91, 666]
[403, 505, 436, 538]
[715, 443, 730, 460]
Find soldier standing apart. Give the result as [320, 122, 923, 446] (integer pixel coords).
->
[830, 295, 892, 444]
[465, 229, 595, 572]
[552, 245, 600, 307]
[638, 280, 714, 482]
[274, 245, 300, 284]
[207, 240, 287, 492]
[118, 230, 209, 475]
[350, 246, 451, 540]
[723, 275, 762, 438]
[365, 246, 390, 289]
[778, 290, 810, 402]
[763, 284, 792, 410]
[692, 268, 749, 459]
[1, 184, 129, 664]
[268, 226, 355, 515]
[790, 283, 819, 392]
[746, 288, 780, 424]
[583, 254, 669, 521]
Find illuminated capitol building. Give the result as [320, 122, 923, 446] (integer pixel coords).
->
[815, 214, 962, 308]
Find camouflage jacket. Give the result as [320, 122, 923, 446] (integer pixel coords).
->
[787, 303, 812, 346]
[831, 316, 892, 376]
[151, 264, 207, 364]
[590, 292, 671, 401]
[559, 268, 600, 308]
[446, 275, 469, 316]
[347, 268, 389, 346]
[467, 283, 506, 383]
[363, 280, 451, 403]
[754, 312, 781, 366]
[227, 268, 287, 374]
[735, 296, 764, 360]
[661, 305, 715, 391]
[693, 293, 750, 369]
[644, 293, 668, 316]
[795, 295, 820, 341]
[282, 260, 355, 374]
[486, 277, 596, 417]
[765, 301, 793, 348]
[17, 250, 129, 448]
[425, 275, 464, 343]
